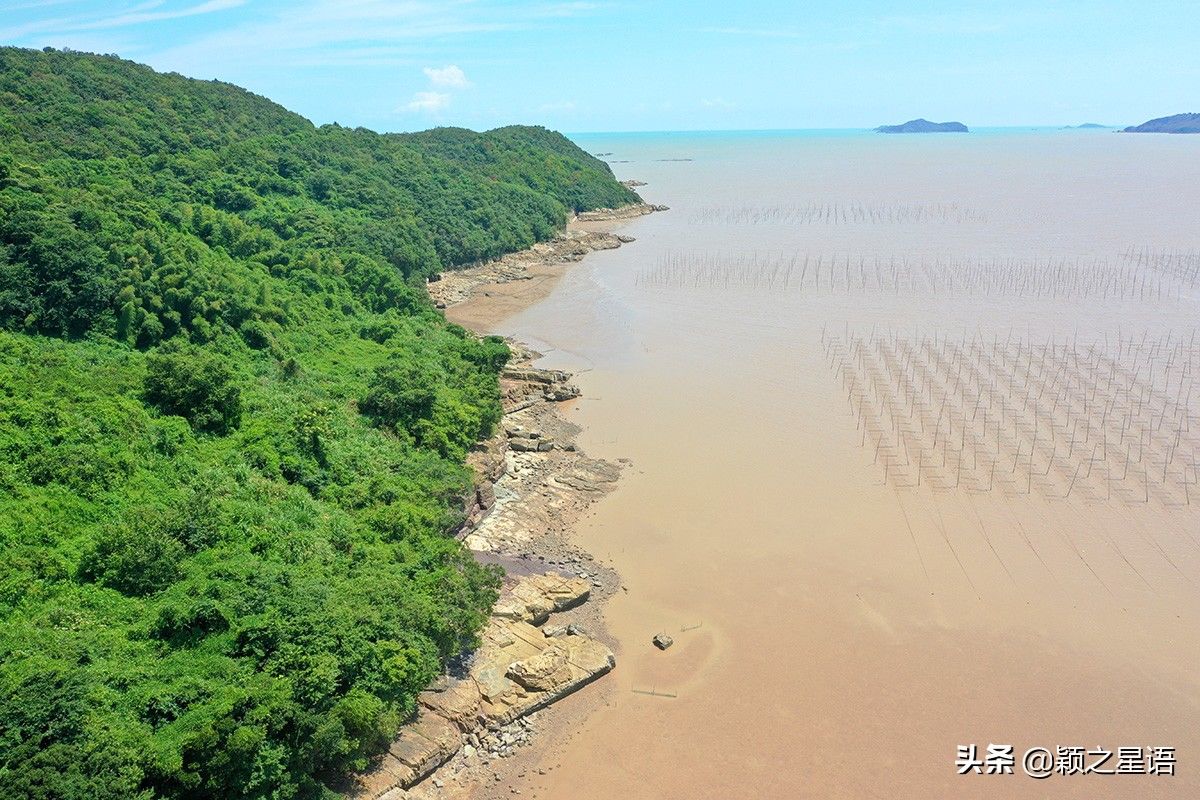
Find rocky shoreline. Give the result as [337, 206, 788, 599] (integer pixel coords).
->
[351, 203, 659, 799]
[349, 570, 615, 799]
[349, 346, 628, 800]
[426, 203, 664, 311]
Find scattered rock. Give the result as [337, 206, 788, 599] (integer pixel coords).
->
[508, 437, 542, 452]
[652, 633, 674, 651]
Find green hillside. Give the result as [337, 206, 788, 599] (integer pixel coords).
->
[0, 47, 638, 799]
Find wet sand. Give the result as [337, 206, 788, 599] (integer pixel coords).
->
[446, 262, 570, 333]
[460, 131, 1200, 798]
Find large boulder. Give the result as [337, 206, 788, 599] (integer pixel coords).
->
[507, 643, 573, 692]
[492, 573, 590, 625]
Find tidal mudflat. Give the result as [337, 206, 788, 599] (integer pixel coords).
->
[483, 130, 1199, 799]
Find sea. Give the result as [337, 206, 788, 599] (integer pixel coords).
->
[486, 128, 1200, 799]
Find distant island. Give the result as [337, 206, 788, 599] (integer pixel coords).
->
[1063, 123, 1110, 129]
[875, 119, 968, 134]
[1123, 113, 1200, 134]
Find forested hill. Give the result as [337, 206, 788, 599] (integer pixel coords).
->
[0, 47, 636, 344]
[0, 47, 636, 800]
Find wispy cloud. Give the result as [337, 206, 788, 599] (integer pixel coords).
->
[696, 26, 805, 38]
[531, 2, 601, 18]
[870, 10, 1054, 36]
[0, 0, 80, 11]
[694, 24, 864, 54]
[81, 0, 246, 31]
[405, 90, 451, 112]
[701, 97, 734, 109]
[141, 1, 516, 73]
[0, 0, 244, 41]
[424, 64, 471, 89]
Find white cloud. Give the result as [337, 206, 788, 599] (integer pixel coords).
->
[702, 97, 734, 109]
[405, 91, 451, 113]
[423, 64, 471, 89]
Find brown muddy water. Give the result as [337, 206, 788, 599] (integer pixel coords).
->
[488, 130, 1200, 798]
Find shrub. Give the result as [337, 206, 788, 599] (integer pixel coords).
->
[143, 343, 243, 433]
[360, 357, 439, 436]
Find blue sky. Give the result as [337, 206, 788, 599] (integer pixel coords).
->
[2, 1, 1197, 133]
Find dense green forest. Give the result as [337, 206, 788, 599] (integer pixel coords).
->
[0, 47, 638, 799]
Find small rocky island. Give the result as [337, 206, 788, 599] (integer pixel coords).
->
[1064, 123, 1109, 129]
[875, 118, 968, 133]
[1123, 113, 1200, 134]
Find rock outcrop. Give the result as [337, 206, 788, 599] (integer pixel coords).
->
[575, 202, 667, 221]
[491, 572, 591, 625]
[425, 199, 664, 310]
[507, 643, 573, 691]
[453, 345, 594, 536]
[426, 228, 627, 308]
[501, 366, 581, 406]
[454, 342, 621, 556]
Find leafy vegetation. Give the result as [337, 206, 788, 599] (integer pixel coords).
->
[0, 46, 638, 799]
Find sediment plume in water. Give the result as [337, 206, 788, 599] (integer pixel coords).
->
[469, 130, 1200, 799]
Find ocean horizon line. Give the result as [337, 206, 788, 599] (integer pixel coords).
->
[566, 124, 1125, 137]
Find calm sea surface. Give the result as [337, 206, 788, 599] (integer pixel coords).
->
[488, 129, 1200, 799]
